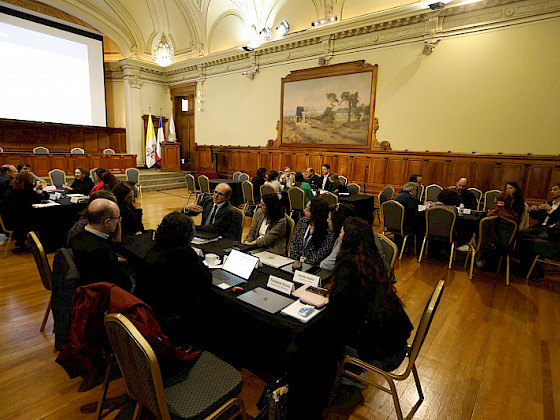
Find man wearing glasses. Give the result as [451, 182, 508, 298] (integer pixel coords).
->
[69, 198, 132, 290]
[183, 183, 236, 239]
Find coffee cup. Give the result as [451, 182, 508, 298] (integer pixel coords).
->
[205, 253, 220, 266]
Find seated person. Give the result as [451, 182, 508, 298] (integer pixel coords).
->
[69, 198, 132, 291]
[304, 167, 321, 189]
[243, 193, 287, 255]
[328, 174, 348, 194]
[454, 177, 478, 210]
[330, 217, 413, 371]
[320, 203, 355, 271]
[279, 166, 295, 188]
[252, 167, 267, 203]
[394, 181, 420, 231]
[505, 181, 525, 221]
[430, 188, 459, 210]
[264, 170, 283, 195]
[89, 168, 107, 195]
[0, 164, 17, 200]
[290, 196, 335, 268]
[182, 183, 237, 239]
[17, 162, 42, 183]
[134, 211, 211, 346]
[294, 172, 313, 206]
[63, 167, 94, 196]
[100, 171, 118, 191]
[409, 174, 424, 201]
[318, 164, 332, 191]
[67, 191, 117, 246]
[112, 182, 144, 237]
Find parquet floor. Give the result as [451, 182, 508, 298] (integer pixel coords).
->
[0, 188, 558, 419]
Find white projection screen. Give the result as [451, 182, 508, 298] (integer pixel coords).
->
[0, 6, 107, 126]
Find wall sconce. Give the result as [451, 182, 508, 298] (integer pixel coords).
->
[311, 16, 338, 27]
[428, 2, 445, 9]
[276, 20, 290, 36]
[259, 26, 272, 40]
[196, 88, 203, 112]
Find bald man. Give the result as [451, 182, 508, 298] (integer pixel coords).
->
[183, 183, 237, 239]
[454, 178, 478, 210]
[69, 198, 131, 290]
[0, 164, 17, 198]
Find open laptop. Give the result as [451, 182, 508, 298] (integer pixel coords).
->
[237, 287, 295, 314]
[211, 249, 259, 288]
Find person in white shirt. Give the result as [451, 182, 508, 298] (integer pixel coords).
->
[280, 166, 295, 188]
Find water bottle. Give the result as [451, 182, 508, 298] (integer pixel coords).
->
[459, 203, 465, 215]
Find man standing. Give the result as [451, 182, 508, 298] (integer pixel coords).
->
[454, 178, 478, 210]
[318, 164, 332, 191]
[69, 198, 132, 290]
[183, 183, 237, 239]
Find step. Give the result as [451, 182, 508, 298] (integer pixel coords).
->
[142, 182, 187, 192]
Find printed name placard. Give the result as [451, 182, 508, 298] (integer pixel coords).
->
[49, 194, 57, 201]
[267, 275, 294, 295]
[55, 192, 62, 200]
[463, 208, 472, 215]
[70, 196, 79, 203]
[293, 270, 320, 287]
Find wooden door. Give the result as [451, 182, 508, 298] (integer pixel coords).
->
[170, 83, 196, 171]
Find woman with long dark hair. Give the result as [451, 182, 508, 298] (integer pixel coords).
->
[505, 181, 525, 221]
[89, 168, 107, 195]
[244, 193, 287, 254]
[112, 182, 144, 237]
[294, 172, 313, 206]
[252, 167, 267, 202]
[290, 196, 335, 268]
[63, 167, 94, 195]
[319, 203, 355, 270]
[331, 217, 413, 371]
[264, 169, 283, 194]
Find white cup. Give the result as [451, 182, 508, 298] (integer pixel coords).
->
[205, 253, 220, 266]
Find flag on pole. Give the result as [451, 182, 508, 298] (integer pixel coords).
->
[168, 114, 177, 142]
[145, 113, 157, 168]
[156, 115, 165, 165]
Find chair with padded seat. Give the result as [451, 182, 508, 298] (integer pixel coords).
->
[232, 171, 242, 181]
[241, 180, 255, 214]
[260, 184, 275, 198]
[320, 191, 338, 207]
[48, 169, 66, 188]
[424, 184, 443, 203]
[184, 174, 201, 205]
[339, 175, 348, 186]
[526, 256, 560, 279]
[0, 214, 14, 259]
[518, 203, 530, 229]
[418, 206, 457, 269]
[468, 187, 483, 210]
[238, 173, 249, 183]
[104, 313, 246, 420]
[416, 185, 425, 202]
[483, 189, 501, 211]
[70, 147, 85, 154]
[231, 207, 245, 243]
[381, 200, 416, 260]
[28, 232, 53, 332]
[287, 186, 305, 218]
[126, 168, 143, 199]
[376, 233, 398, 270]
[103, 148, 116, 155]
[330, 280, 445, 420]
[0, 146, 3, 152]
[198, 175, 211, 197]
[347, 183, 360, 195]
[33, 146, 49, 154]
[284, 214, 295, 257]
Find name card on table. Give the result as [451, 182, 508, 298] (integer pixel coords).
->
[267, 275, 294, 295]
[55, 192, 62, 200]
[70, 196, 80, 203]
[49, 194, 57, 201]
[293, 270, 320, 287]
[418, 204, 427, 212]
[463, 208, 472, 215]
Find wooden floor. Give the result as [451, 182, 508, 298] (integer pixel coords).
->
[1, 187, 559, 419]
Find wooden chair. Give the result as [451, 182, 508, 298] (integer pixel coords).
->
[231, 207, 245, 243]
[330, 280, 445, 420]
[184, 174, 200, 204]
[260, 184, 275, 197]
[418, 207, 457, 269]
[126, 168, 142, 199]
[70, 147, 85, 154]
[339, 175, 348, 185]
[321, 191, 338, 207]
[104, 313, 246, 420]
[102, 148, 116, 155]
[376, 233, 399, 270]
[483, 189, 501, 211]
[48, 169, 66, 188]
[284, 214, 295, 256]
[198, 175, 211, 197]
[0, 214, 14, 259]
[241, 180, 255, 213]
[347, 183, 360, 195]
[0, 146, 3, 152]
[287, 186, 305, 218]
[28, 232, 53, 332]
[468, 187, 483, 210]
[238, 173, 249, 183]
[381, 200, 416, 260]
[465, 216, 517, 285]
[232, 171, 242, 181]
[424, 184, 443, 203]
[526, 256, 560, 279]
[519, 203, 530, 229]
[33, 146, 49, 154]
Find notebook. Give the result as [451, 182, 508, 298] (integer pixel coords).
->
[237, 287, 295, 314]
[211, 249, 259, 288]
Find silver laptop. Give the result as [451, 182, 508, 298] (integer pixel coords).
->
[212, 249, 259, 288]
[237, 287, 295, 314]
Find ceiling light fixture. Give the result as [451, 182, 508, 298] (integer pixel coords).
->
[259, 26, 272, 40]
[428, 2, 445, 10]
[153, 33, 173, 67]
[276, 20, 290, 36]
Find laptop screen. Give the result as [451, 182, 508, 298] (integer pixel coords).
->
[222, 249, 259, 280]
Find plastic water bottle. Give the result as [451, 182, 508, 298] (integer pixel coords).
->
[459, 203, 465, 215]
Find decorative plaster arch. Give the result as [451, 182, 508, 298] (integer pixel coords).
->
[207, 9, 246, 52]
[171, 0, 204, 48]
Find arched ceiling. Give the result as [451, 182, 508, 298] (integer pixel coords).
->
[4, 0, 422, 65]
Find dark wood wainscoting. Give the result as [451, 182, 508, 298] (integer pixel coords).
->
[195, 145, 560, 204]
[0, 119, 126, 153]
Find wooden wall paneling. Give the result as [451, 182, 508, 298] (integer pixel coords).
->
[472, 161, 497, 192]
[349, 156, 367, 189]
[54, 127, 70, 151]
[425, 160, 450, 188]
[271, 152, 282, 172]
[33, 155, 51, 175]
[258, 151, 271, 172]
[89, 155, 104, 172]
[308, 154, 323, 173]
[337, 155, 352, 179]
[51, 155, 67, 172]
[246, 150, 260, 176]
[368, 157, 387, 192]
[525, 165, 553, 201]
[294, 153, 308, 173]
[97, 131, 111, 152]
[70, 155, 88, 173]
[497, 163, 526, 191]
[385, 158, 407, 188]
[405, 158, 425, 182]
[447, 159, 471, 187]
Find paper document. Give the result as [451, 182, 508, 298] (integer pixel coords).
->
[32, 202, 61, 208]
[191, 236, 221, 245]
[281, 300, 324, 323]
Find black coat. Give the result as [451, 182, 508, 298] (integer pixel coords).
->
[186, 196, 237, 239]
[70, 176, 94, 196]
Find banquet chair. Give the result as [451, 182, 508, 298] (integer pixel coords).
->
[49, 169, 66, 188]
[28, 232, 53, 332]
[424, 184, 443, 203]
[0, 146, 3, 152]
[321, 191, 338, 207]
[70, 147, 85, 154]
[418, 207, 457, 269]
[465, 216, 517, 285]
[104, 313, 246, 420]
[103, 148, 116, 155]
[347, 183, 360, 195]
[33, 146, 49, 154]
[241, 180, 255, 214]
[376, 233, 398, 270]
[468, 187, 483, 210]
[416, 184, 425, 202]
[339, 175, 348, 185]
[519, 203, 530, 229]
[287, 186, 305, 218]
[238, 173, 249, 183]
[483, 189, 501, 211]
[260, 184, 275, 197]
[231, 207, 245, 243]
[381, 200, 416, 260]
[198, 175, 211, 197]
[330, 280, 445, 420]
[284, 215, 295, 256]
[184, 174, 201, 204]
[0, 214, 14, 259]
[126, 168, 142, 199]
[526, 256, 560, 279]
[232, 171, 242, 181]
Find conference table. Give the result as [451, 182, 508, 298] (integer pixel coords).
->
[208, 179, 244, 207]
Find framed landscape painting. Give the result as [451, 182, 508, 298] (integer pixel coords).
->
[280, 61, 378, 150]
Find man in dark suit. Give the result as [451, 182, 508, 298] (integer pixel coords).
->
[394, 182, 421, 231]
[183, 183, 237, 239]
[304, 167, 320, 189]
[318, 164, 333, 191]
[454, 177, 478, 210]
[0, 164, 17, 198]
[69, 198, 132, 291]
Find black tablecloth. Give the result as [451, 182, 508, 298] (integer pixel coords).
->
[338, 194, 375, 223]
[209, 179, 243, 207]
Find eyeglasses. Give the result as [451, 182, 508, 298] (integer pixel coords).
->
[105, 216, 122, 222]
[214, 191, 226, 197]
